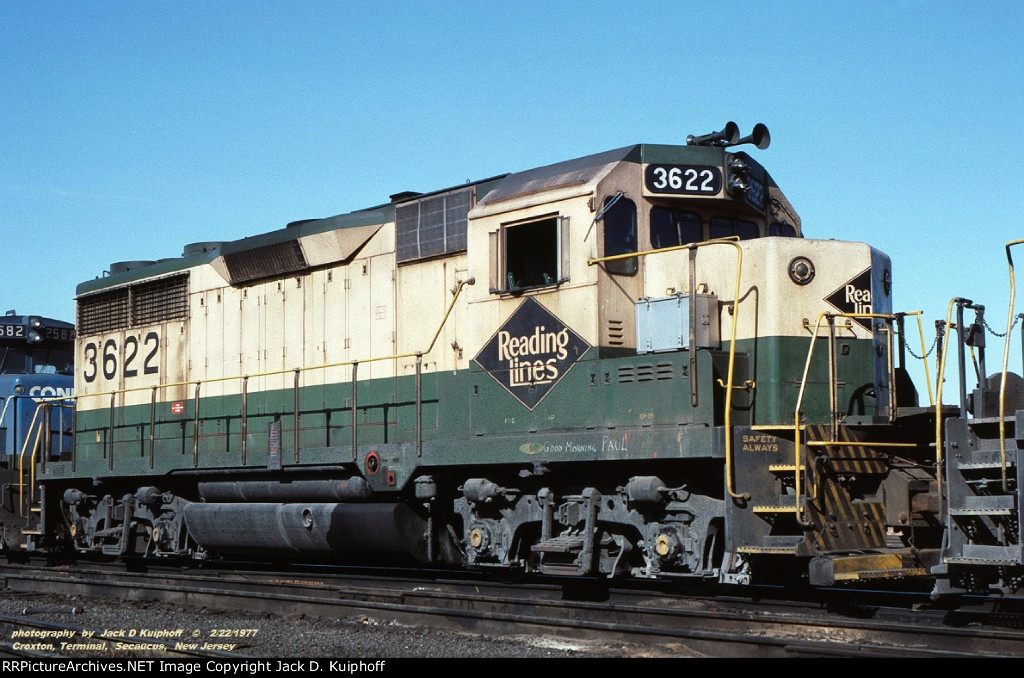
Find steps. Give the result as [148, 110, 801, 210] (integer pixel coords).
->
[943, 416, 1022, 568]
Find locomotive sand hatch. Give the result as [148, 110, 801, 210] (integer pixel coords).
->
[3, 121, 1023, 601]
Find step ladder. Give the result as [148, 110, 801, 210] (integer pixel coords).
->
[943, 417, 1022, 567]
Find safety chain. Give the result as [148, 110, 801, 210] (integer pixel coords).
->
[982, 313, 1022, 338]
[906, 332, 939, 360]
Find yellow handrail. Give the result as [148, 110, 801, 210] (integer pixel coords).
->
[933, 298, 960, 476]
[589, 238, 748, 499]
[999, 239, 1024, 491]
[932, 296, 967, 525]
[16, 405, 45, 516]
[930, 241, 1024, 500]
[793, 311, 898, 523]
[903, 310, 935, 406]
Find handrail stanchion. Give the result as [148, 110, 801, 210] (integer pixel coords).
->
[241, 376, 249, 465]
[149, 386, 157, 469]
[192, 381, 202, 468]
[108, 392, 115, 470]
[415, 353, 423, 458]
[351, 361, 359, 462]
[293, 368, 301, 463]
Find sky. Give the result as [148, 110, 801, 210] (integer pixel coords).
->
[2, 1, 1023, 398]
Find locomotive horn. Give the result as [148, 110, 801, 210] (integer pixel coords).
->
[731, 123, 771, 150]
[686, 121, 740, 147]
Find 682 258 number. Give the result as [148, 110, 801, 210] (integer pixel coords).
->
[82, 332, 160, 383]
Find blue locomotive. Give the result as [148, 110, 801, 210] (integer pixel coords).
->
[0, 311, 74, 551]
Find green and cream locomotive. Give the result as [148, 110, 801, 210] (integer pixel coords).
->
[28, 122, 1011, 594]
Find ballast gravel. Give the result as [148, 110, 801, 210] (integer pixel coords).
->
[0, 590, 684, 659]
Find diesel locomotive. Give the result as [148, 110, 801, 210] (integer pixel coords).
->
[0, 312, 74, 548]
[4, 122, 1023, 599]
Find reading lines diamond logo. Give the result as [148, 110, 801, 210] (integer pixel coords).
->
[474, 298, 591, 410]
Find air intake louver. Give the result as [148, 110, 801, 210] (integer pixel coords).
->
[224, 240, 306, 284]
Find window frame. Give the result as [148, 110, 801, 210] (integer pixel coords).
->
[649, 206, 703, 250]
[489, 213, 568, 294]
[709, 216, 760, 241]
[602, 195, 638, 276]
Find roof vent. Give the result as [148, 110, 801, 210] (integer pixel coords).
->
[183, 242, 223, 256]
[109, 261, 155, 275]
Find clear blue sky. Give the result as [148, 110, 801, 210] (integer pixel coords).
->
[3, 1, 1022, 395]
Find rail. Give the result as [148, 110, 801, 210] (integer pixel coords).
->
[28, 277, 475, 472]
[589, 237, 748, 499]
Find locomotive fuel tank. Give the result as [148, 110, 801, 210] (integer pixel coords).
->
[182, 502, 431, 563]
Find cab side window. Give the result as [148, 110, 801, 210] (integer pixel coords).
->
[602, 196, 637, 275]
[650, 207, 701, 249]
[769, 222, 797, 237]
[710, 217, 759, 240]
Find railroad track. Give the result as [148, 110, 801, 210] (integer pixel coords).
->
[2, 559, 1023, 658]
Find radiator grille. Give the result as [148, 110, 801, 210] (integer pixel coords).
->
[133, 276, 189, 326]
[78, 274, 189, 334]
[77, 289, 129, 335]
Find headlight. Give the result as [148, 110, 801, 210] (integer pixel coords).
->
[788, 256, 815, 285]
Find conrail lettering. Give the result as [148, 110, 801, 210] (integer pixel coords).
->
[29, 386, 74, 398]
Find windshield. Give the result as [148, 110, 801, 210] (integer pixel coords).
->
[0, 343, 74, 375]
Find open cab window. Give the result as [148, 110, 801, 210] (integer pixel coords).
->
[490, 215, 569, 294]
